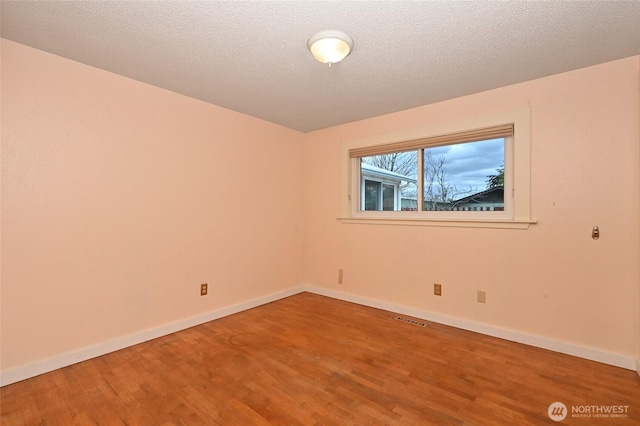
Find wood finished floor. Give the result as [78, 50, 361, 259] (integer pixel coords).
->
[1, 292, 639, 425]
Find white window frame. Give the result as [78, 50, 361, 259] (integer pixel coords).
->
[339, 108, 536, 229]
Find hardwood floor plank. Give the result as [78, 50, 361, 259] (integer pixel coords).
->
[2, 292, 639, 425]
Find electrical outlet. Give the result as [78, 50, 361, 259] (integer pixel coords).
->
[434, 283, 442, 296]
[338, 269, 344, 284]
[477, 290, 486, 303]
[200, 283, 208, 296]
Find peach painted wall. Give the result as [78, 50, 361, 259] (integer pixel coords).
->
[1, 39, 304, 371]
[303, 56, 640, 360]
[2, 37, 639, 376]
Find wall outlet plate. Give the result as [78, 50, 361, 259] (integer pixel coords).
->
[200, 283, 208, 296]
[477, 290, 486, 303]
[434, 283, 442, 296]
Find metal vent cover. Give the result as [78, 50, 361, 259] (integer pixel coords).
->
[393, 316, 427, 328]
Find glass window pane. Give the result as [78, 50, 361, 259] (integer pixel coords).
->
[382, 184, 395, 211]
[423, 138, 504, 212]
[364, 180, 380, 211]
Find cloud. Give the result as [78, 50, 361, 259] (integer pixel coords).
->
[427, 138, 503, 190]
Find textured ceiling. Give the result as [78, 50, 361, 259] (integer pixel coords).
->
[2, 1, 639, 132]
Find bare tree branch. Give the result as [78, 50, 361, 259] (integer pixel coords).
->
[423, 151, 474, 210]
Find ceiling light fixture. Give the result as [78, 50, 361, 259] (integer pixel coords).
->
[307, 30, 353, 66]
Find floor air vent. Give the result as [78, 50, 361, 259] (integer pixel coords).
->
[393, 316, 427, 327]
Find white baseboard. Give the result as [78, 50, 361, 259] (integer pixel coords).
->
[0, 286, 303, 387]
[301, 285, 637, 371]
[637, 359, 640, 377]
[2, 284, 635, 386]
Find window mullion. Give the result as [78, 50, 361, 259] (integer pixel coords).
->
[417, 149, 424, 212]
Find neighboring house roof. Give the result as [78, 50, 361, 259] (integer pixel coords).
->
[453, 186, 504, 205]
[361, 163, 417, 183]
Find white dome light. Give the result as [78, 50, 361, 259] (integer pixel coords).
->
[307, 30, 353, 65]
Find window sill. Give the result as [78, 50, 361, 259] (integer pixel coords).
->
[337, 216, 537, 229]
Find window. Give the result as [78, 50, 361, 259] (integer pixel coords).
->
[362, 180, 403, 211]
[359, 137, 505, 213]
[339, 108, 534, 228]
